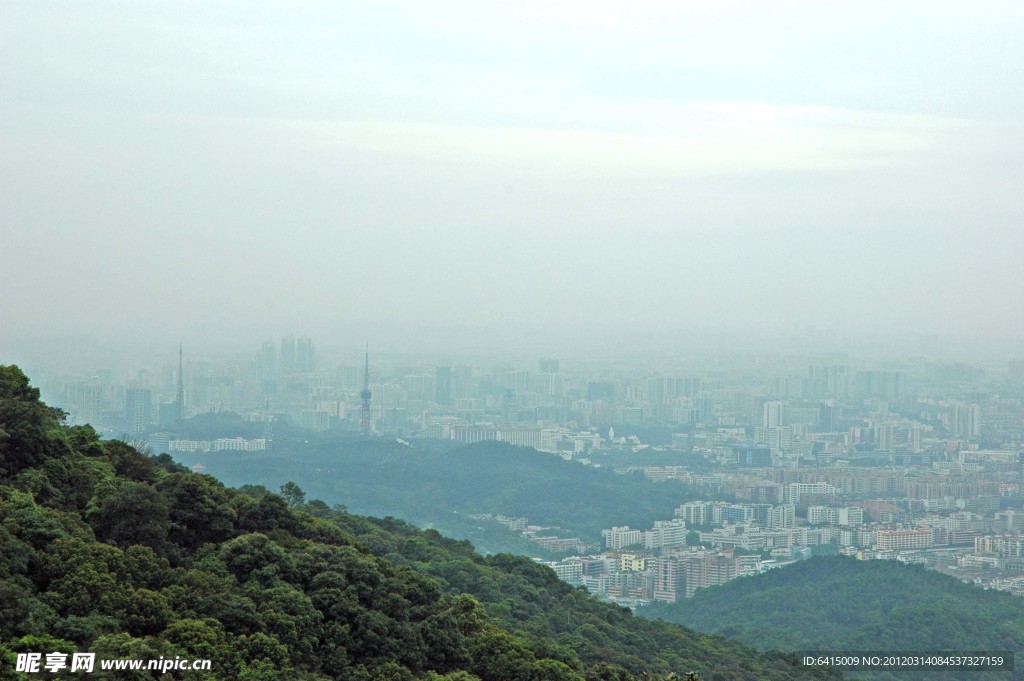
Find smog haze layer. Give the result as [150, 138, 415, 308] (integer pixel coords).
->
[2, 1, 1023, 353]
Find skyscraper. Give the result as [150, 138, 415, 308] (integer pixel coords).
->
[296, 336, 317, 372]
[501, 389, 518, 426]
[124, 387, 152, 434]
[539, 358, 561, 397]
[256, 341, 276, 383]
[435, 365, 452, 406]
[280, 336, 297, 374]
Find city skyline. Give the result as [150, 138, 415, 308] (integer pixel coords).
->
[10, 331, 1020, 609]
[19, 333, 1013, 445]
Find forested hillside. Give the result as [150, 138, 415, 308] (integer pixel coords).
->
[184, 437, 721, 548]
[644, 555, 1024, 680]
[0, 365, 838, 680]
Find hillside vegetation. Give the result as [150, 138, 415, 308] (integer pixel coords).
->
[186, 437, 721, 548]
[0, 365, 837, 680]
[644, 555, 1024, 680]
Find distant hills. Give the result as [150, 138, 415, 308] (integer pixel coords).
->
[182, 437, 718, 553]
[643, 555, 1024, 680]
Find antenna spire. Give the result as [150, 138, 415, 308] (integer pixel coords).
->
[175, 344, 185, 422]
[360, 343, 372, 436]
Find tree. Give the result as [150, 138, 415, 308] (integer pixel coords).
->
[0, 365, 67, 476]
[119, 588, 172, 636]
[529, 659, 585, 681]
[88, 481, 170, 550]
[162, 618, 229, 666]
[157, 473, 238, 549]
[219, 533, 295, 585]
[280, 482, 307, 508]
[0, 579, 56, 639]
[103, 440, 158, 482]
[237, 493, 296, 533]
[121, 545, 171, 590]
[233, 631, 292, 668]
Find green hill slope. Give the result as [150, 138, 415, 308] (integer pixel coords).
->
[643, 555, 1024, 680]
[183, 437, 719, 549]
[0, 365, 836, 680]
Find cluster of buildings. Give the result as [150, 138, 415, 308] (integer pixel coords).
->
[536, 452, 1024, 604]
[32, 341, 1024, 462]
[543, 503, 812, 606]
[466, 514, 588, 555]
[537, 485, 1024, 606]
[543, 548, 761, 607]
[24, 339, 1024, 599]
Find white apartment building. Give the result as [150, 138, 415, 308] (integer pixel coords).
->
[784, 482, 837, 504]
[876, 529, 933, 550]
[765, 504, 796, 528]
[603, 526, 643, 550]
[807, 506, 865, 526]
[644, 519, 689, 550]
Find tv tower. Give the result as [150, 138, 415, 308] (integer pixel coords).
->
[175, 344, 185, 422]
[360, 344, 372, 436]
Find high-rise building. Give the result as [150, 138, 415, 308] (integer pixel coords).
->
[953, 403, 981, 438]
[685, 553, 739, 597]
[501, 389, 519, 425]
[734, 443, 772, 467]
[698, 392, 714, 423]
[653, 557, 686, 602]
[676, 501, 711, 527]
[158, 401, 177, 429]
[763, 401, 782, 428]
[124, 387, 152, 434]
[280, 336, 297, 374]
[539, 359, 561, 398]
[539, 358, 559, 374]
[646, 376, 667, 405]
[765, 504, 796, 528]
[644, 519, 689, 549]
[602, 526, 643, 550]
[587, 381, 616, 402]
[508, 370, 531, 394]
[256, 341, 277, 389]
[296, 336, 317, 372]
[853, 370, 903, 401]
[818, 400, 836, 430]
[755, 425, 795, 452]
[435, 365, 452, 406]
[69, 379, 104, 426]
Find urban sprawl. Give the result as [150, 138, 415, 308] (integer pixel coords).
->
[35, 336, 1024, 607]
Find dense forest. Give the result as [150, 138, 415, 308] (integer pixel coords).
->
[644, 555, 1024, 680]
[0, 365, 839, 680]
[182, 437, 725, 549]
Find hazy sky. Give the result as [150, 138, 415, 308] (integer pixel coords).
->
[2, 1, 1023, 349]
